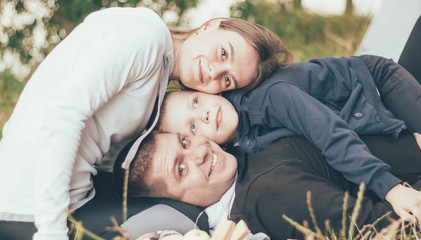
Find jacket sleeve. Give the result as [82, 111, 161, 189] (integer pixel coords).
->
[360, 54, 421, 133]
[259, 82, 401, 199]
[33, 9, 168, 240]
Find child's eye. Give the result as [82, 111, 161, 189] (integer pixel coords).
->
[190, 121, 197, 134]
[224, 76, 231, 88]
[221, 48, 227, 61]
[193, 98, 199, 109]
[178, 162, 186, 176]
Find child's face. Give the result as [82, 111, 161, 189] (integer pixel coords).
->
[160, 91, 238, 144]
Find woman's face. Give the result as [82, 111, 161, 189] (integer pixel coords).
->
[160, 91, 238, 145]
[174, 19, 259, 94]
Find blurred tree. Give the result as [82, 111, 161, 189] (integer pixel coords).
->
[0, 69, 25, 136]
[230, 0, 370, 62]
[344, 0, 354, 16]
[0, 0, 200, 81]
[292, 0, 302, 10]
[54, 0, 200, 37]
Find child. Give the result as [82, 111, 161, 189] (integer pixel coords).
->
[158, 54, 421, 223]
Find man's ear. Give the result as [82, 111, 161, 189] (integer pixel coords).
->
[200, 18, 222, 32]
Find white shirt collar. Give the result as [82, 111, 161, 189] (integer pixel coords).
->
[205, 174, 237, 233]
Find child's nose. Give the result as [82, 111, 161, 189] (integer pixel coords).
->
[200, 110, 210, 123]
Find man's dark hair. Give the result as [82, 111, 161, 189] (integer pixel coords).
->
[113, 131, 160, 198]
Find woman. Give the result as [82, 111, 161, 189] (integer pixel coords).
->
[0, 7, 291, 239]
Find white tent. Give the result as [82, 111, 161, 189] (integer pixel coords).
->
[355, 0, 421, 62]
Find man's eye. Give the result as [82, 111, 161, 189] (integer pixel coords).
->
[221, 48, 227, 60]
[225, 76, 231, 88]
[178, 162, 186, 176]
[190, 121, 197, 133]
[181, 138, 187, 149]
[193, 98, 199, 108]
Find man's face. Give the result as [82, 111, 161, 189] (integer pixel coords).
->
[160, 91, 239, 145]
[148, 133, 237, 207]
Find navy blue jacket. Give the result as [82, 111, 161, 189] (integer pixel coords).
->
[224, 55, 406, 199]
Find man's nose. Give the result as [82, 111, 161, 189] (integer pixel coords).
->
[185, 136, 209, 165]
[187, 145, 207, 166]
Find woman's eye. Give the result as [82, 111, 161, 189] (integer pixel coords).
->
[193, 98, 199, 108]
[178, 162, 186, 176]
[190, 121, 197, 133]
[225, 76, 231, 88]
[181, 138, 187, 149]
[221, 48, 227, 60]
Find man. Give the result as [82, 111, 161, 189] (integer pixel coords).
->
[114, 130, 421, 240]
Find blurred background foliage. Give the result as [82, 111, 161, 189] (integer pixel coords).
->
[0, 0, 371, 136]
[230, 0, 369, 61]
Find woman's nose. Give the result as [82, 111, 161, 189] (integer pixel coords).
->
[208, 62, 224, 80]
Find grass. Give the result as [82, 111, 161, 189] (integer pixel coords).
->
[282, 183, 421, 240]
[67, 167, 131, 239]
[66, 182, 421, 239]
[68, 214, 129, 240]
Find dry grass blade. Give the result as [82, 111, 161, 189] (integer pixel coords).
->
[348, 183, 365, 239]
[281, 183, 421, 240]
[105, 216, 131, 240]
[282, 214, 325, 239]
[123, 167, 130, 222]
[354, 213, 391, 240]
[400, 219, 406, 240]
[283, 214, 316, 237]
[341, 191, 349, 239]
[405, 221, 420, 240]
[325, 220, 337, 240]
[68, 212, 106, 240]
[360, 229, 373, 240]
[354, 224, 371, 240]
[67, 211, 130, 240]
[195, 209, 207, 230]
[411, 223, 420, 240]
[372, 219, 400, 240]
[307, 191, 323, 237]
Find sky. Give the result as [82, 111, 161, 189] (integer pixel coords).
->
[186, 0, 383, 27]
